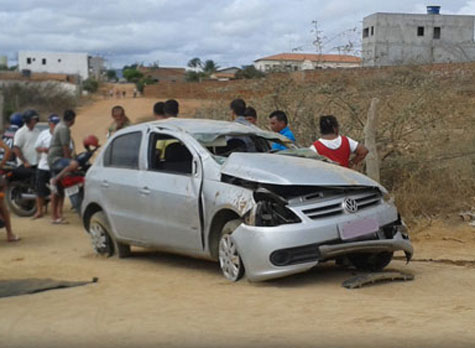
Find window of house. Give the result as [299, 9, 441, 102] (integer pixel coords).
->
[42, 58, 46, 65]
[26, 58, 32, 64]
[363, 28, 369, 38]
[417, 27, 424, 36]
[434, 27, 441, 39]
[103, 132, 142, 169]
[148, 133, 192, 175]
[371, 26, 374, 36]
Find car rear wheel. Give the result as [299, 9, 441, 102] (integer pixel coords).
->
[348, 252, 393, 272]
[89, 211, 114, 256]
[218, 220, 244, 281]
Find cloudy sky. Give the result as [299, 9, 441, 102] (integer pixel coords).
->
[1, 0, 474, 69]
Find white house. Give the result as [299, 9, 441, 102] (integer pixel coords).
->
[254, 53, 361, 72]
[18, 51, 90, 80]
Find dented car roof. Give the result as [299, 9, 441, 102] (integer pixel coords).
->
[148, 118, 293, 145]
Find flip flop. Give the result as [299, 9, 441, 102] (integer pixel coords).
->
[7, 236, 21, 242]
[31, 215, 44, 220]
[51, 218, 69, 225]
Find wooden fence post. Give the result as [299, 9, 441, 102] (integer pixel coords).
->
[0, 92, 4, 132]
[364, 98, 380, 182]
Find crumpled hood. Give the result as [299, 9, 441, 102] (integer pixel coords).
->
[220, 153, 385, 190]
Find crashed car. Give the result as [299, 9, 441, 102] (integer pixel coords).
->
[81, 118, 413, 282]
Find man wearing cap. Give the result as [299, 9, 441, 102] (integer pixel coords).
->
[32, 114, 60, 219]
[13, 109, 40, 168]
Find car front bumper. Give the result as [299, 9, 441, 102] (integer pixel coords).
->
[232, 221, 413, 282]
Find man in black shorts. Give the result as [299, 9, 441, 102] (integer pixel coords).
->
[33, 114, 60, 219]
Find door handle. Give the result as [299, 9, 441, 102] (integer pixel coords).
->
[139, 187, 151, 195]
[101, 180, 110, 188]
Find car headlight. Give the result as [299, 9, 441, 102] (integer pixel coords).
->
[243, 200, 301, 227]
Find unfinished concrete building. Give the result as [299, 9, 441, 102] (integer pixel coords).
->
[362, 6, 475, 67]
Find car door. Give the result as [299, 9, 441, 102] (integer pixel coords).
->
[136, 131, 203, 252]
[100, 131, 145, 240]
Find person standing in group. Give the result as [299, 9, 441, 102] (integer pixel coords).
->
[107, 105, 131, 138]
[32, 114, 61, 220]
[310, 115, 368, 168]
[48, 110, 77, 224]
[230, 98, 252, 125]
[244, 106, 258, 125]
[12, 109, 40, 169]
[164, 99, 179, 118]
[268, 110, 296, 151]
[0, 139, 19, 242]
[153, 102, 166, 120]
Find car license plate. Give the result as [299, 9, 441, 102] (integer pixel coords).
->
[340, 218, 379, 240]
[65, 184, 80, 197]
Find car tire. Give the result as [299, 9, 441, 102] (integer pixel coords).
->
[348, 252, 393, 272]
[218, 219, 244, 282]
[89, 211, 115, 257]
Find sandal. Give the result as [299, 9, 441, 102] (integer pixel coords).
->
[51, 218, 69, 225]
[7, 235, 21, 242]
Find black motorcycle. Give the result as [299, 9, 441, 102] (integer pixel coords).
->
[1, 166, 40, 217]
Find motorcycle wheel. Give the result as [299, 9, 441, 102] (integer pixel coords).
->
[6, 182, 37, 217]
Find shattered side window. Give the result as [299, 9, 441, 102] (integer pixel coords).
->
[204, 135, 272, 158]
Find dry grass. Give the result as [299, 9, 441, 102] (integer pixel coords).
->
[1, 82, 78, 122]
[193, 64, 475, 221]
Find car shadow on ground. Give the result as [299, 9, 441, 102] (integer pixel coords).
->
[118, 248, 411, 288]
[127, 247, 218, 275]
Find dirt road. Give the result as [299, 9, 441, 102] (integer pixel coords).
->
[0, 213, 474, 348]
[1, 94, 475, 347]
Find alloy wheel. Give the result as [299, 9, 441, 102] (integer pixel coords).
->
[218, 234, 243, 281]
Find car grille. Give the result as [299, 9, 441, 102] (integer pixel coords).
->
[301, 191, 382, 220]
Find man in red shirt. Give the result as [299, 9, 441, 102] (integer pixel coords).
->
[310, 115, 368, 168]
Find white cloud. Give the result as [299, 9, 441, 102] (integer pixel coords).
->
[0, 0, 473, 68]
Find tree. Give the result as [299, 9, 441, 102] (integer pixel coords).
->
[185, 57, 220, 82]
[122, 68, 143, 83]
[202, 60, 219, 74]
[235, 65, 265, 79]
[136, 76, 156, 93]
[82, 78, 99, 93]
[106, 69, 118, 82]
[187, 57, 202, 69]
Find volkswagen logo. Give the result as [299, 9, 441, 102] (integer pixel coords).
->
[343, 198, 358, 213]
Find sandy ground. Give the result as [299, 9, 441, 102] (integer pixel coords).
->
[1, 212, 474, 348]
[1, 92, 475, 347]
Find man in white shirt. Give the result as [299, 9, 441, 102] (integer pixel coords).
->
[13, 109, 40, 168]
[33, 114, 60, 219]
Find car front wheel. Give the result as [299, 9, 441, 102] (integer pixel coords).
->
[218, 220, 244, 281]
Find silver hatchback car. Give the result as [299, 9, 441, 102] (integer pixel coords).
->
[81, 118, 413, 281]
